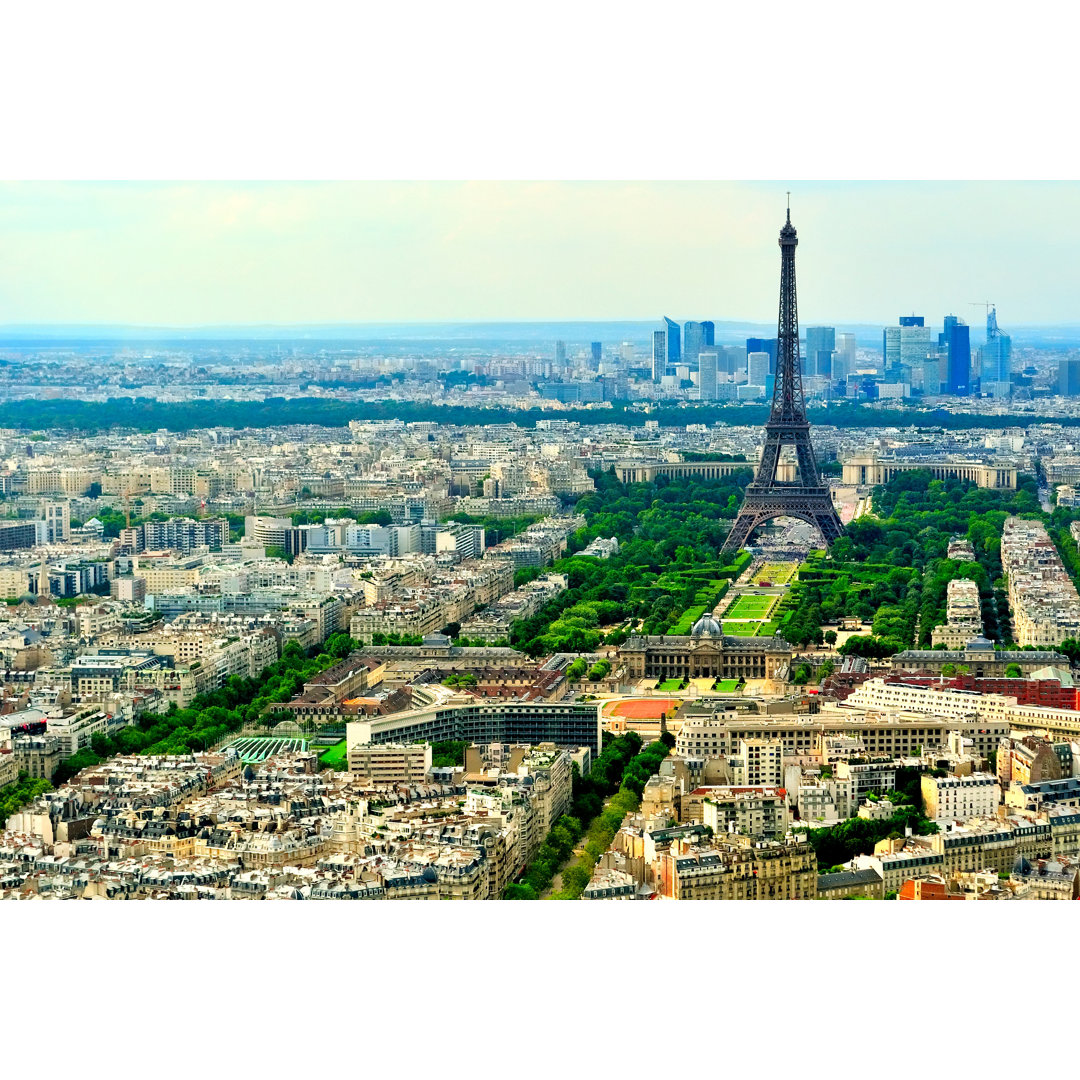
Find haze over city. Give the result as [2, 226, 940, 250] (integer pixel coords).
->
[4, 181, 1080, 328]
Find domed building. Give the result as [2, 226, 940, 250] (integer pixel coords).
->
[619, 613, 792, 683]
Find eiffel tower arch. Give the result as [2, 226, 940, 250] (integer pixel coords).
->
[721, 205, 844, 555]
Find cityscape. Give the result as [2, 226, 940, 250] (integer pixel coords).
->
[6, 184, 1080, 903]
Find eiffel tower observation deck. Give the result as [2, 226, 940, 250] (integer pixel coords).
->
[721, 204, 844, 555]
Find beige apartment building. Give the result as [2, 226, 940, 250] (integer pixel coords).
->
[662, 834, 817, 900]
[921, 773, 1001, 820]
[931, 578, 984, 648]
[347, 742, 433, 784]
[699, 787, 790, 839]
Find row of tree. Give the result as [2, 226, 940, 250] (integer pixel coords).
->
[14, 394, 1080, 434]
[504, 731, 672, 899]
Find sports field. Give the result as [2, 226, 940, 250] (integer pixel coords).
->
[723, 594, 777, 620]
[607, 698, 678, 719]
[722, 621, 760, 636]
[752, 561, 798, 585]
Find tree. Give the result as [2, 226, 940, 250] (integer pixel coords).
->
[1004, 663, 1022, 678]
[504, 883, 538, 900]
[824, 629, 837, 646]
[561, 864, 592, 895]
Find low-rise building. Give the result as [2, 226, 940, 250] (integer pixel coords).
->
[699, 786, 790, 839]
[816, 866, 884, 899]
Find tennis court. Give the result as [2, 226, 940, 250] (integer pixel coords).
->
[607, 698, 679, 719]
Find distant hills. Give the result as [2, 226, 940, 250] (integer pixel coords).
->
[1, 319, 1079, 349]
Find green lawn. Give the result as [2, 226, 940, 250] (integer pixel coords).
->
[752, 561, 797, 585]
[319, 739, 348, 766]
[656, 678, 684, 691]
[723, 594, 777, 620]
[722, 620, 760, 636]
[713, 678, 740, 693]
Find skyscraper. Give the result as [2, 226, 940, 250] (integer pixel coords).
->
[900, 319, 931, 381]
[746, 337, 778, 374]
[702, 321, 715, 348]
[590, 342, 602, 363]
[652, 329, 667, 382]
[835, 332, 857, 381]
[555, 340, 567, 366]
[747, 351, 771, 387]
[1059, 358, 1080, 397]
[683, 321, 706, 371]
[920, 356, 943, 395]
[663, 317, 681, 365]
[882, 325, 901, 377]
[805, 326, 835, 378]
[981, 306, 1012, 386]
[722, 345, 747, 375]
[944, 317, 971, 395]
[698, 351, 718, 401]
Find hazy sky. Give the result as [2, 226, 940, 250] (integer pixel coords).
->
[2, 181, 1079, 327]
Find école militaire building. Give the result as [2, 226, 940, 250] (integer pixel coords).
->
[619, 613, 792, 683]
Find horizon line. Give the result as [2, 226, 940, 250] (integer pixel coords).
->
[3, 318, 1080, 333]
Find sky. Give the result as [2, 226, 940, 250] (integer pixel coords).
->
[2, 181, 1079, 329]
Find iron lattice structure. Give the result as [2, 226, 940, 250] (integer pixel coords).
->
[721, 208, 844, 554]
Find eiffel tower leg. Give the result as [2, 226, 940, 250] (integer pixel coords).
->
[721, 510, 762, 556]
[793, 431, 820, 488]
[811, 508, 844, 544]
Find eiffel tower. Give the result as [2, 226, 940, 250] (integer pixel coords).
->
[721, 203, 844, 554]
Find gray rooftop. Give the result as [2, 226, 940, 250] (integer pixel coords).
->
[817, 867, 883, 891]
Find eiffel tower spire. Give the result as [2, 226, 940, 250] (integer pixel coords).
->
[721, 204, 844, 554]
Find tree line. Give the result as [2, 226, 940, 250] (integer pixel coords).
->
[52, 632, 359, 784]
[505, 731, 671, 899]
[12, 394, 1080, 434]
